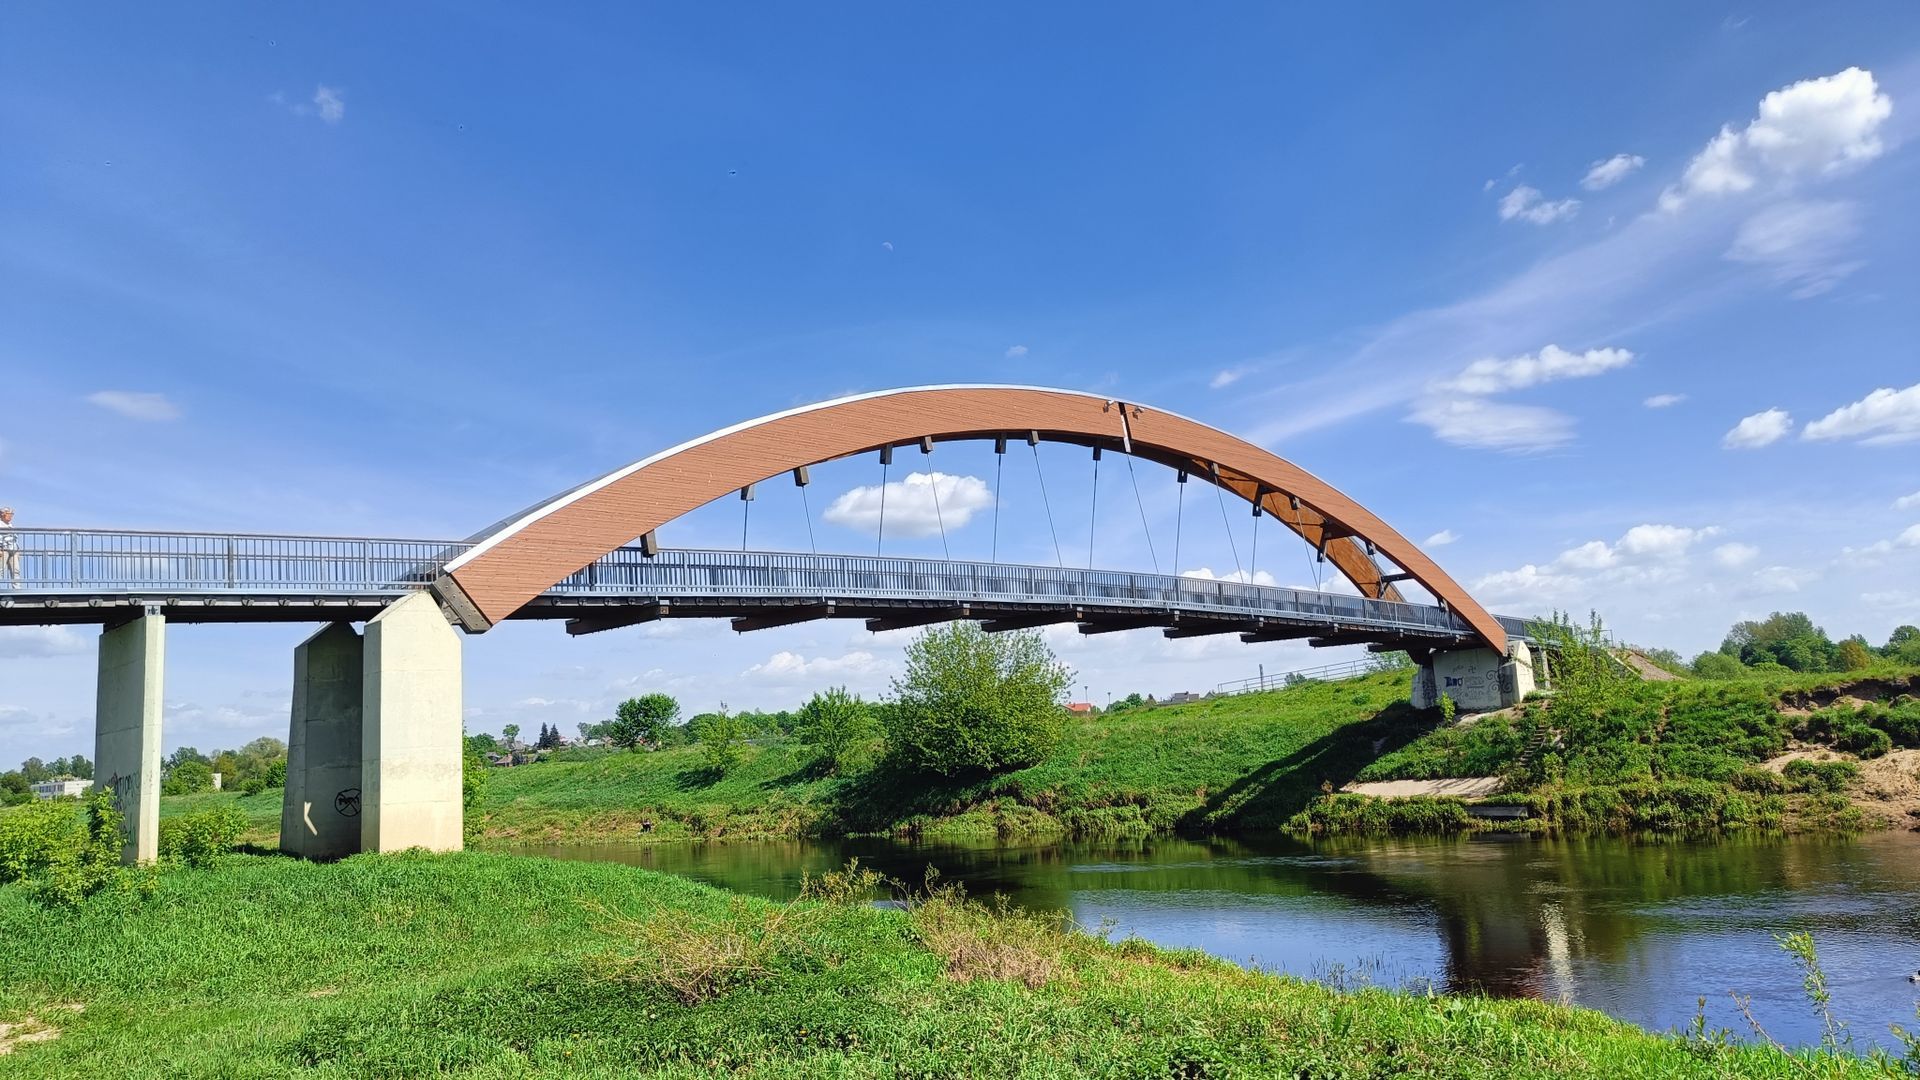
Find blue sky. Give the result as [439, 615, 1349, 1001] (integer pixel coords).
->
[4, 5, 1918, 759]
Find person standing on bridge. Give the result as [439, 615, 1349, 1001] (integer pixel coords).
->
[0, 506, 19, 588]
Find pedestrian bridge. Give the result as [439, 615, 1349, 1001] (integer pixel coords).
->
[0, 531, 1529, 649]
[13, 384, 1541, 866]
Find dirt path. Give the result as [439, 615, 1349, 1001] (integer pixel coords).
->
[1342, 777, 1504, 799]
[1617, 650, 1680, 681]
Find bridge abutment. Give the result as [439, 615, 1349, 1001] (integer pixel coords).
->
[360, 592, 464, 853]
[1411, 640, 1536, 714]
[95, 610, 165, 864]
[282, 623, 365, 859]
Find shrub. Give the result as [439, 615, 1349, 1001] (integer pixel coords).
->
[158, 806, 248, 867]
[885, 623, 1073, 776]
[1783, 759, 1858, 794]
[0, 790, 141, 906]
[697, 711, 746, 775]
[796, 686, 875, 772]
[161, 759, 214, 796]
[1283, 794, 1477, 836]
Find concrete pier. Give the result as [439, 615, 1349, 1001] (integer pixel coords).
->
[282, 623, 365, 859]
[94, 610, 165, 864]
[361, 592, 464, 853]
[1411, 640, 1537, 714]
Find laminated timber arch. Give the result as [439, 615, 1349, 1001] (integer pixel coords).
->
[433, 386, 1506, 652]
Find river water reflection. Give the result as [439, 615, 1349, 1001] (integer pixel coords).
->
[517, 831, 1920, 1051]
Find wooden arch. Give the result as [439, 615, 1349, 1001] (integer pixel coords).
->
[433, 386, 1505, 651]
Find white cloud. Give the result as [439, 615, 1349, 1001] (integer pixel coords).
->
[1618, 523, 1718, 558]
[1801, 382, 1920, 446]
[1894, 491, 1920, 511]
[1423, 529, 1458, 547]
[86, 390, 181, 421]
[1209, 369, 1244, 389]
[1722, 408, 1793, 449]
[823, 471, 994, 538]
[1745, 564, 1820, 595]
[1725, 199, 1862, 298]
[1498, 185, 1580, 225]
[1712, 542, 1760, 568]
[1004, 344, 1028, 359]
[1660, 67, 1892, 211]
[0, 626, 90, 659]
[1643, 393, 1687, 408]
[1436, 344, 1633, 395]
[313, 85, 345, 124]
[744, 649, 887, 682]
[1406, 398, 1574, 452]
[1845, 525, 1920, 557]
[1555, 540, 1619, 571]
[1180, 567, 1279, 586]
[1582, 153, 1646, 190]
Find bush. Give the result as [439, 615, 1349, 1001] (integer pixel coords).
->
[0, 790, 141, 906]
[796, 686, 875, 772]
[1283, 794, 1477, 836]
[1783, 759, 1858, 795]
[697, 711, 746, 775]
[1691, 652, 1746, 679]
[885, 624, 1072, 776]
[158, 806, 248, 867]
[161, 759, 214, 796]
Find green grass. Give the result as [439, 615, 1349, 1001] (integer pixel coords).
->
[137, 666, 1919, 847]
[462, 672, 1441, 845]
[0, 851, 1893, 1077]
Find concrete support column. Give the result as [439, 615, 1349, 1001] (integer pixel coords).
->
[94, 610, 165, 864]
[282, 623, 365, 859]
[362, 592, 464, 853]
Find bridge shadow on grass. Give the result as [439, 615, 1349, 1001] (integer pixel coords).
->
[1181, 703, 1446, 831]
[763, 755, 837, 790]
[673, 765, 727, 790]
[826, 758, 1001, 835]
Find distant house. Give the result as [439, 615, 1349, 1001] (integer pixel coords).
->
[1165, 691, 1205, 705]
[31, 778, 92, 800]
[1066, 702, 1095, 715]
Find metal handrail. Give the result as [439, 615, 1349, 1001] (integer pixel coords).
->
[1, 528, 1507, 637]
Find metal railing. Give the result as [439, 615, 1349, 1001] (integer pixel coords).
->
[1, 528, 1506, 637]
[1213, 658, 1385, 695]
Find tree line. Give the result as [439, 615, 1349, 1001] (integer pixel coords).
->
[556, 624, 1074, 779]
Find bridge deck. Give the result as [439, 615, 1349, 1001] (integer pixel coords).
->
[0, 530, 1529, 647]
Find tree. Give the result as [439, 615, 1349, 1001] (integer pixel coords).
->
[63, 753, 92, 780]
[1887, 625, 1920, 654]
[796, 686, 875, 771]
[884, 623, 1073, 775]
[1721, 612, 1834, 672]
[165, 747, 208, 771]
[609, 694, 680, 750]
[162, 759, 214, 797]
[19, 757, 50, 783]
[1526, 611, 1634, 722]
[1835, 637, 1875, 671]
[501, 723, 521, 749]
[1691, 651, 1746, 679]
[697, 709, 746, 774]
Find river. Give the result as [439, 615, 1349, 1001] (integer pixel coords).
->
[515, 831, 1920, 1052]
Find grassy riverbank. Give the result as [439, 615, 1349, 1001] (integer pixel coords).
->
[145, 666, 1920, 847]
[0, 850, 1893, 1077]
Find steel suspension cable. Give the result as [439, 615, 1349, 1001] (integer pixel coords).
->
[991, 446, 1004, 563]
[876, 448, 890, 556]
[1173, 472, 1187, 574]
[925, 447, 951, 559]
[1087, 447, 1101, 569]
[1250, 497, 1260, 583]
[1030, 442, 1064, 567]
[1212, 472, 1243, 577]
[1123, 453, 1158, 573]
[797, 475, 817, 555]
